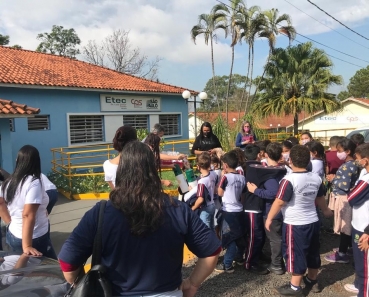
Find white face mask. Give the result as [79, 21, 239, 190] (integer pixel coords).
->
[337, 151, 348, 161]
[282, 153, 290, 162]
[301, 139, 309, 145]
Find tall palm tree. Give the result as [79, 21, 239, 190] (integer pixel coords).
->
[253, 42, 343, 135]
[212, 0, 245, 123]
[250, 9, 296, 110]
[191, 13, 227, 110]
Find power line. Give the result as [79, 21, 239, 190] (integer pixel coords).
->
[283, 0, 369, 50]
[307, 0, 369, 41]
[214, 0, 366, 68]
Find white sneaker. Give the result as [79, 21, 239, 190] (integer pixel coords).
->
[344, 283, 359, 293]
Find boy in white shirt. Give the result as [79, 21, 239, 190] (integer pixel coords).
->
[214, 151, 246, 273]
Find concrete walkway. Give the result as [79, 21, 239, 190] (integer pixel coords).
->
[49, 193, 98, 256]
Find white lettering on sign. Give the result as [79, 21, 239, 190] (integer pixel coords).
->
[314, 115, 368, 124]
[100, 95, 161, 111]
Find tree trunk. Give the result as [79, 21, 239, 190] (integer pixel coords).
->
[238, 45, 251, 120]
[210, 37, 220, 112]
[245, 44, 255, 114]
[294, 112, 299, 136]
[225, 45, 235, 133]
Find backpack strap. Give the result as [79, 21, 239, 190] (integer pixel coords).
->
[91, 200, 107, 266]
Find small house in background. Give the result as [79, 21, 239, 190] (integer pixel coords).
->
[0, 46, 195, 173]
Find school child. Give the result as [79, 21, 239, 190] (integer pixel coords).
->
[241, 144, 270, 274]
[246, 142, 286, 275]
[350, 133, 365, 147]
[326, 136, 345, 175]
[214, 151, 247, 273]
[255, 140, 271, 165]
[326, 139, 359, 263]
[265, 145, 333, 296]
[305, 141, 326, 180]
[233, 148, 247, 175]
[282, 140, 293, 163]
[346, 143, 369, 297]
[211, 155, 222, 225]
[192, 152, 218, 231]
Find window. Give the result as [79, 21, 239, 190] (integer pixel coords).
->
[159, 114, 179, 135]
[123, 115, 148, 130]
[69, 115, 104, 144]
[9, 119, 14, 132]
[27, 115, 50, 130]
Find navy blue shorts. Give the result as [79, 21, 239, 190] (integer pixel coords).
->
[282, 221, 321, 275]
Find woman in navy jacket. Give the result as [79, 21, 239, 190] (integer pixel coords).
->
[235, 121, 257, 150]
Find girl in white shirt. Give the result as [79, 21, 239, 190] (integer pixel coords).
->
[103, 126, 138, 189]
[0, 145, 56, 259]
[305, 141, 326, 180]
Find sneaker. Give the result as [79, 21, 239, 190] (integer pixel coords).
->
[246, 265, 269, 275]
[332, 247, 353, 256]
[324, 251, 350, 264]
[214, 263, 234, 273]
[233, 257, 245, 266]
[274, 283, 303, 296]
[344, 283, 359, 294]
[268, 264, 285, 275]
[303, 275, 322, 293]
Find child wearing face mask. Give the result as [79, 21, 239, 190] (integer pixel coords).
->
[300, 132, 313, 145]
[325, 139, 359, 264]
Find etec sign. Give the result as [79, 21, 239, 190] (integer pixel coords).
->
[100, 95, 161, 111]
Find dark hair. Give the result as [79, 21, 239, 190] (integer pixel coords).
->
[113, 126, 137, 152]
[329, 136, 341, 148]
[286, 136, 299, 146]
[110, 141, 166, 236]
[301, 131, 313, 140]
[240, 121, 254, 136]
[337, 138, 356, 157]
[255, 140, 271, 152]
[350, 133, 365, 146]
[266, 142, 282, 162]
[196, 152, 211, 169]
[221, 151, 238, 169]
[305, 140, 326, 169]
[232, 148, 247, 172]
[144, 133, 161, 173]
[282, 140, 294, 150]
[289, 145, 311, 168]
[355, 143, 369, 158]
[211, 155, 220, 167]
[244, 144, 260, 161]
[199, 122, 213, 138]
[2, 145, 41, 204]
[152, 123, 165, 134]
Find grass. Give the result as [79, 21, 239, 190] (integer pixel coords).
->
[160, 170, 178, 190]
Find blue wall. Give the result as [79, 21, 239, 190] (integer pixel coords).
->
[0, 87, 189, 173]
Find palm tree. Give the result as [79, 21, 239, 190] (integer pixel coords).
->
[212, 0, 245, 123]
[191, 13, 227, 110]
[253, 42, 343, 135]
[250, 9, 296, 110]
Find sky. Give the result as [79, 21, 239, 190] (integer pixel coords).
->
[1, 0, 369, 95]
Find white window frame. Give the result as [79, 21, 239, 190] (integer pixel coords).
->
[68, 115, 104, 145]
[67, 112, 182, 146]
[159, 114, 180, 136]
[123, 115, 149, 130]
[27, 115, 50, 131]
[9, 119, 15, 132]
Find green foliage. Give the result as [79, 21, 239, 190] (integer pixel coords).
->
[0, 34, 9, 46]
[253, 42, 342, 135]
[11, 45, 22, 49]
[136, 128, 149, 141]
[36, 25, 81, 58]
[48, 169, 110, 194]
[337, 91, 351, 101]
[347, 65, 369, 98]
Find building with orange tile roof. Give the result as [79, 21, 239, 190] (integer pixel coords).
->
[0, 46, 196, 172]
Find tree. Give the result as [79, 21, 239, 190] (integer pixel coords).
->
[347, 66, 369, 98]
[253, 42, 342, 135]
[36, 25, 81, 58]
[83, 29, 161, 80]
[191, 13, 228, 111]
[0, 34, 9, 46]
[11, 45, 22, 49]
[337, 90, 351, 101]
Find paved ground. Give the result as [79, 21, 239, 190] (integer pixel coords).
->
[48, 195, 357, 297]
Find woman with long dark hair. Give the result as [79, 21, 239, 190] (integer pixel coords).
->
[103, 125, 137, 189]
[191, 122, 222, 155]
[235, 121, 257, 150]
[0, 145, 56, 258]
[59, 141, 221, 296]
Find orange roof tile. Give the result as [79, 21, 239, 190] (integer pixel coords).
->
[0, 98, 40, 116]
[0, 46, 196, 94]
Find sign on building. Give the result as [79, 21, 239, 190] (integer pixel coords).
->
[100, 95, 161, 111]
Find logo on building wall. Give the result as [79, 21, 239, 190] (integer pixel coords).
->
[147, 99, 159, 109]
[100, 94, 161, 111]
[131, 99, 143, 108]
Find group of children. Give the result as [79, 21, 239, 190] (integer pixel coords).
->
[182, 132, 369, 297]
